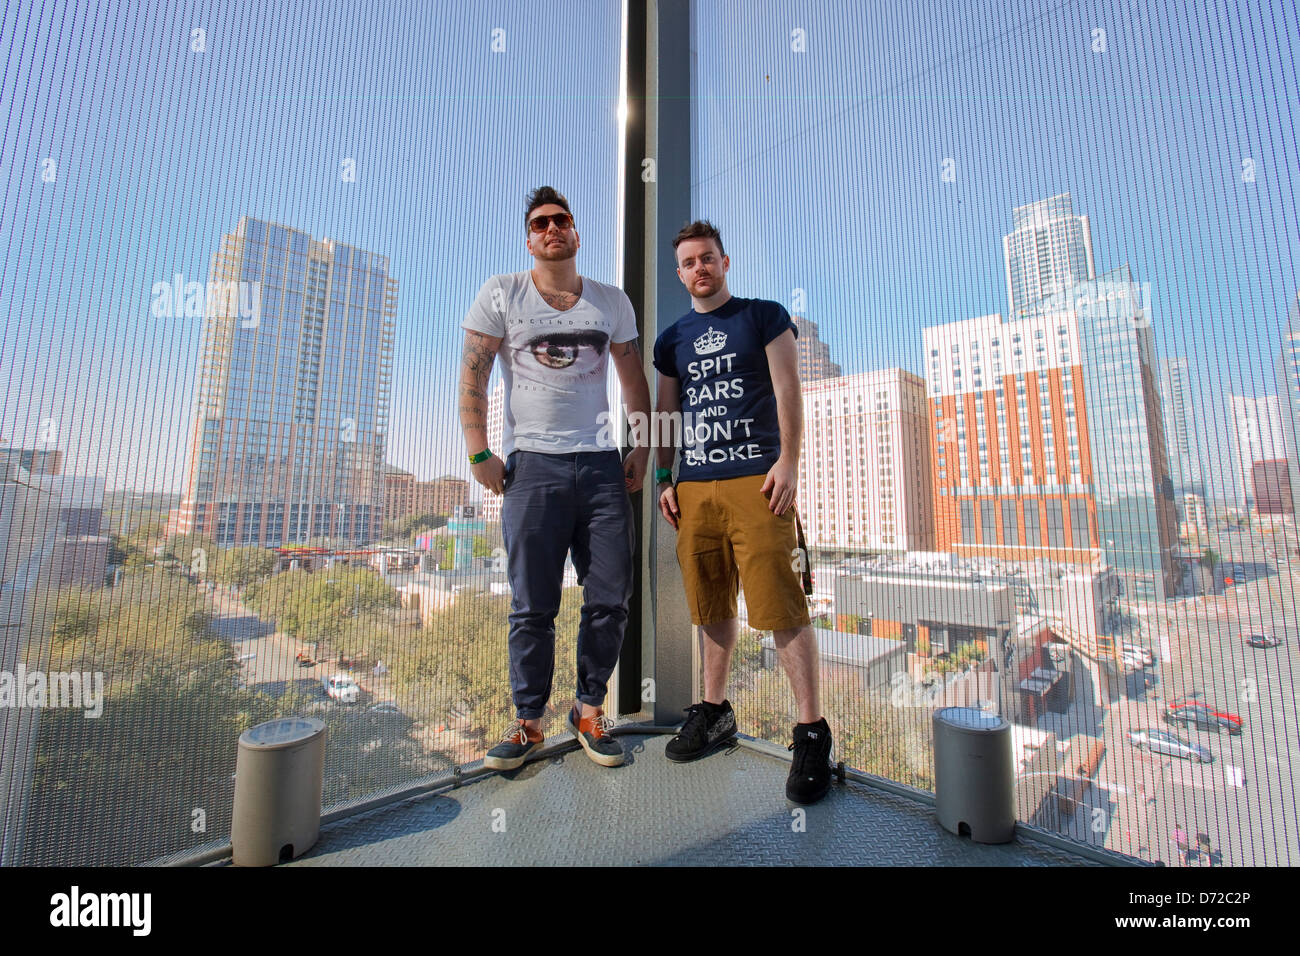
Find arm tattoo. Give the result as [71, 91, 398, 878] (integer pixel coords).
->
[460, 332, 496, 440]
[618, 340, 640, 358]
[461, 332, 497, 389]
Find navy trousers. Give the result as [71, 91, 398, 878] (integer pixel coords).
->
[500, 450, 634, 720]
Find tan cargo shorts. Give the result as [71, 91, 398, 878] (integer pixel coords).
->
[673, 474, 811, 631]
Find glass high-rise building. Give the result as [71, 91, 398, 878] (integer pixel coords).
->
[1065, 266, 1179, 601]
[1003, 192, 1096, 317]
[1159, 357, 1204, 502]
[169, 217, 397, 547]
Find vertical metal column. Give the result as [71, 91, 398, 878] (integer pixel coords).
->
[621, 0, 698, 724]
[615, 0, 647, 716]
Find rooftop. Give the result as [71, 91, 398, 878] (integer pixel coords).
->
[215, 730, 1138, 868]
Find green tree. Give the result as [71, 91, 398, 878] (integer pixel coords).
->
[133, 518, 167, 543]
[163, 533, 219, 577]
[380, 592, 584, 747]
[243, 565, 397, 655]
[23, 566, 448, 865]
[106, 534, 136, 568]
[213, 546, 277, 589]
[383, 513, 449, 543]
[51, 588, 100, 642]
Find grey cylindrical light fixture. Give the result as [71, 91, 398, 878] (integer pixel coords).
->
[231, 717, 327, 866]
[932, 706, 1016, 844]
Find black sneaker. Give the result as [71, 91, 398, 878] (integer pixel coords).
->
[483, 720, 544, 771]
[786, 718, 833, 804]
[665, 700, 737, 762]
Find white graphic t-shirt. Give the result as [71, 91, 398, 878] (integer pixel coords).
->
[461, 271, 637, 456]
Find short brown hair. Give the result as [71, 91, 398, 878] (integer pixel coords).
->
[524, 186, 572, 232]
[672, 219, 725, 258]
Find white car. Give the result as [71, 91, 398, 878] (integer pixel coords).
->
[322, 674, 360, 703]
[1122, 643, 1155, 668]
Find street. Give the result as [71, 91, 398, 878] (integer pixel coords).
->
[202, 585, 480, 764]
[1047, 526, 1300, 865]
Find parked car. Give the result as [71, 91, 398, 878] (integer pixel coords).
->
[1121, 643, 1155, 669]
[1163, 701, 1242, 735]
[1127, 728, 1213, 763]
[322, 674, 359, 703]
[1244, 632, 1282, 648]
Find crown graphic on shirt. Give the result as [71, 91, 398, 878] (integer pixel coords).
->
[693, 326, 727, 355]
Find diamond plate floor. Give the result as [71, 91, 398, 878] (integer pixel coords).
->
[286, 735, 1123, 866]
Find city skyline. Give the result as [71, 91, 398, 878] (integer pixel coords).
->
[4, 0, 1300, 873]
[11, 190, 1294, 528]
[2, 1, 1296, 502]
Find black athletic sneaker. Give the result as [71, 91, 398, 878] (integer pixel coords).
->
[665, 700, 737, 762]
[786, 718, 833, 804]
[483, 720, 544, 771]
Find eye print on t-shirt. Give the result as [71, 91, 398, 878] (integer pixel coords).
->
[523, 329, 609, 376]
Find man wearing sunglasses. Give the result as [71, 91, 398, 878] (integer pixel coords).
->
[652, 220, 832, 805]
[459, 186, 651, 771]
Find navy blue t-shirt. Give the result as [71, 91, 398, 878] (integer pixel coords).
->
[652, 297, 797, 482]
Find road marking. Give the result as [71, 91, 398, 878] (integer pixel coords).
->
[1224, 765, 1244, 788]
[1170, 762, 1218, 791]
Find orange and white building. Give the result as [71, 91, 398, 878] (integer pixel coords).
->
[923, 267, 1179, 600]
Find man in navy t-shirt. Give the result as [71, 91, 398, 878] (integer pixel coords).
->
[651, 219, 833, 805]
[655, 295, 787, 480]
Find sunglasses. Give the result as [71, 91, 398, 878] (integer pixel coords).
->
[527, 213, 574, 233]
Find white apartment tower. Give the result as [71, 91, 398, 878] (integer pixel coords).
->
[798, 369, 933, 552]
[1003, 193, 1096, 317]
[1228, 393, 1285, 510]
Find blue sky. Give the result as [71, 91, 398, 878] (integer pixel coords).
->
[2, 0, 1297, 503]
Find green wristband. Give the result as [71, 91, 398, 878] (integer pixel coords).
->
[655, 467, 673, 485]
[469, 449, 493, 465]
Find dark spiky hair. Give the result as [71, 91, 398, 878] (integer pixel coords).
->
[524, 186, 572, 232]
[672, 219, 725, 258]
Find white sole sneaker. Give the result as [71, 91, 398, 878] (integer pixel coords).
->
[483, 740, 543, 771]
[566, 712, 625, 767]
